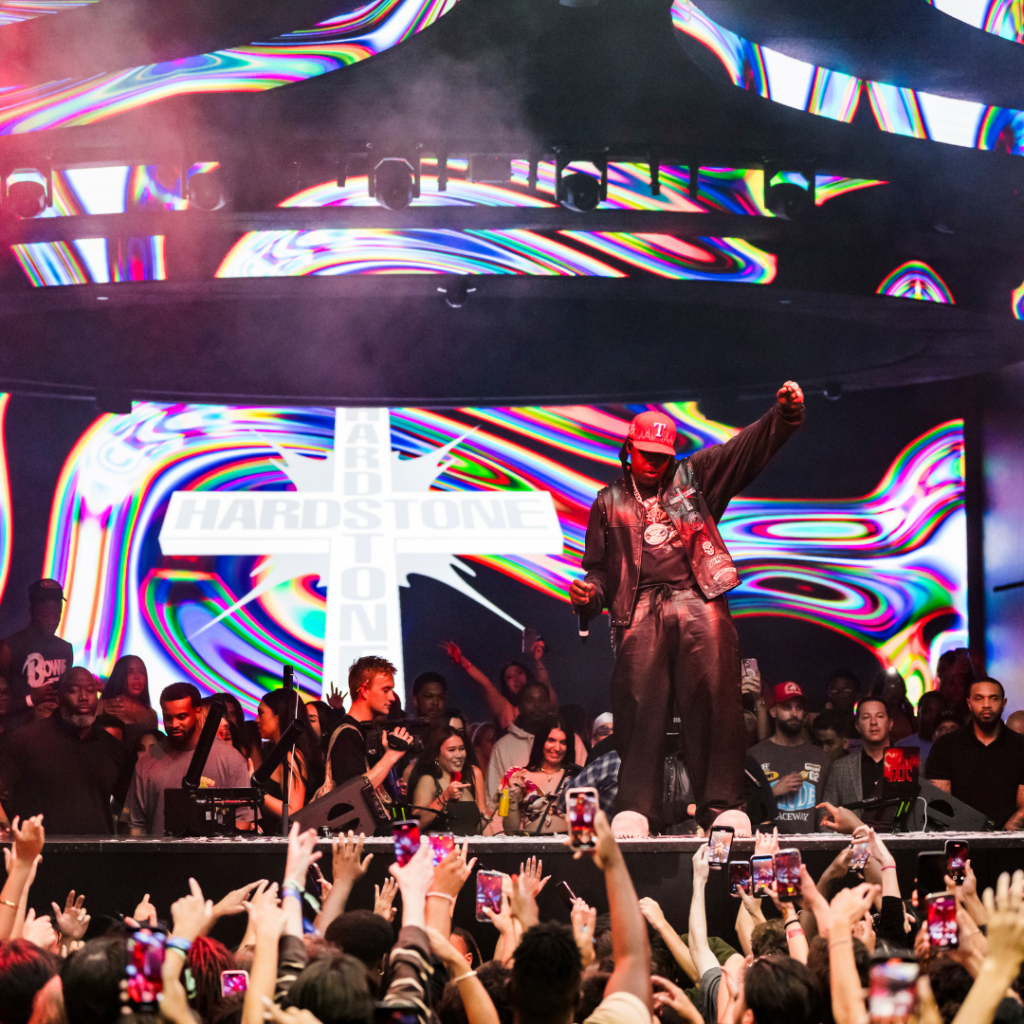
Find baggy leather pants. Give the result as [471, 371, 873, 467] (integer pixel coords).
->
[611, 585, 745, 830]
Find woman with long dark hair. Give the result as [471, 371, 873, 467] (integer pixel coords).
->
[99, 655, 158, 749]
[254, 690, 322, 832]
[409, 723, 488, 834]
[493, 714, 578, 835]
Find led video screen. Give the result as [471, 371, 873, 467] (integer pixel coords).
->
[28, 400, 966, 713]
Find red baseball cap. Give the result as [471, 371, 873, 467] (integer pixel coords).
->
[628, 411, 677, 455]
[773, 681, 805, 704]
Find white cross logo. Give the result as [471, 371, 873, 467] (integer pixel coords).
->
[158, 408, 564, 699]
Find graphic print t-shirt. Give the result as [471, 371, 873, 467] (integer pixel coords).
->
[637, 493, 695, 589]
[2, 625, 74, 710]
[748, 739, 830, 833]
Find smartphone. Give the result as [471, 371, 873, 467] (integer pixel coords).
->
[945, 840, 969, 886]
[476, 870, 504, 922]
[375, 1004, 421, 1024]
[707, 825, 734, 869]
[774, 848, 801, 901]
[849, 838, 870, 872]
[555, 880, 577, 908]
[221, 970, 249, 996]
[750, 854, 774, 897]
[916, 852, 947, 900]
[741, 658, 759, 679]
[125, 927, 167, 1011]
[428, 833, 455, 867]
[868, 961, 919, 1023]
[566, 787, 599, 848]
[926, 893, 958, 950]
[392, 820, 421, 867]
[729, 861, 751, 896]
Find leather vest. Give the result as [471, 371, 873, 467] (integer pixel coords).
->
[593, 458, 740, 626]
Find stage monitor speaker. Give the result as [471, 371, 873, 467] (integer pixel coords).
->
[903, 779, 994, 832]
[291, 776, 382, 834]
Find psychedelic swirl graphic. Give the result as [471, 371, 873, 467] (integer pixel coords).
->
[673, 0, 1024, 157]
[0, 0, 96, 26]
[217, 159, 778, 282]
[0, 0, 463, 134]
[877, 260, 955, 303]
[41, 401, 964, 710]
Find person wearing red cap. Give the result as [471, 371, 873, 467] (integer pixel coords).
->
[569, 382, 804, 835]
[748, 682, 831, 833]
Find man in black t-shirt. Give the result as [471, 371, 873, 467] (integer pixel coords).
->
[926, 677, 1024, 829]
[0, 579, 74, 724]
[324, 656, 412, 803]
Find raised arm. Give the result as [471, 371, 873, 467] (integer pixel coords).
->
[442, 641, 515, 729]
[586, 810, 651, 1008]
[314, 831, 372, 935]
[687, 844, 719, 979]
[640, 897, 699, 983]
[528, 638, 559, 713]
[0, 816, 44, 941]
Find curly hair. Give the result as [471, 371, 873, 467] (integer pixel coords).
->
[510, 922, 581, 1024]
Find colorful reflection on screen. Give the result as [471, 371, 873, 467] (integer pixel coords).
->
[673, 0, 1024, 157]
[0, 0, 97, 26]
[877, 260, 955, 303]
[39, 400, 964, 709]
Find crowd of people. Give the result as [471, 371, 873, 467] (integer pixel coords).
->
[1, 803, 1024, 1024]
[0, 579, 1021, 838]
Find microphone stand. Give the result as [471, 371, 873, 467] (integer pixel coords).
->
[280, 665, 295, 837]
[532, 767, 578, 836]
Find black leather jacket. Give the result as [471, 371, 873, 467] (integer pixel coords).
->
[580, 403, 803, 627]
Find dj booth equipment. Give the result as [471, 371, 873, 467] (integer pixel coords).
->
[14, 832, 1023, 950]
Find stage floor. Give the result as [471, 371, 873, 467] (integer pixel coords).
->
[9, 831, 1023, 948]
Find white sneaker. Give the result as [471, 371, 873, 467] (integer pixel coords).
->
[611, 811, 650, 839]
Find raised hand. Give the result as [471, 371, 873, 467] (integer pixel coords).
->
[50, 891, 89, 941]
[652, 975, 704, 1024]
[133, 893, 158, 926]
[817, 802, 864, 835]
[326, 683, 347, 711]
[284, 821, 322, 885]
[639, 896, 668, 931]
[431, 842, 476, 900]
[510, 873, 539, 930]
[212, 880, 264, 920]
[517, 857, 550, 899]
[440, 641, 465, 667]
[332, 831, 373, 889]
[981, 870, 1024, 972]
[571, 897, 597, 967]
[374, 878, 399, 922]
[242, 893, 287, 942]
[692, 843, 710, 886]
[22, 909, 58, 952]
[777, 380, 804, 414]
[753, 828, 779, 858]
[170, 878, 215, 941]
[829, 882, 880, 929]
[11, 815, 45, 864]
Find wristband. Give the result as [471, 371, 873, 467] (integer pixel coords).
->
[166, 937, 192, 958]
[282, 881, 304, 901]
[427, 892, 456, 904]
[0, 899, 17, 909]
[829, 937, 852, 948]
[454, 970, 478, 984]
[881, 865, 897, 872]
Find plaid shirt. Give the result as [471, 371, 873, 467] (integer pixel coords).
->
[558, 751, 619, 815]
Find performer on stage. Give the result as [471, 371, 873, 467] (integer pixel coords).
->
[569, 382, 805, 836]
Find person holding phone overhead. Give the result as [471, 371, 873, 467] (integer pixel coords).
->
[570, 385, 805, 836]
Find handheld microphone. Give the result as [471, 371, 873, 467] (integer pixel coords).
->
[577, 609, 589, 643]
